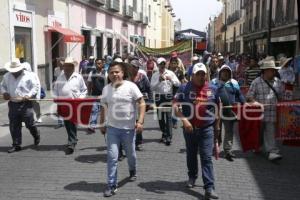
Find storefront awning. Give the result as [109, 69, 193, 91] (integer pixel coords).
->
[48, 26, 85, 43]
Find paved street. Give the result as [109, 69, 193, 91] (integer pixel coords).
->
[0, 101, 300, 200]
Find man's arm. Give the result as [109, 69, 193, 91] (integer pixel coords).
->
[99, 103, 107, 134]
[173, 101, 193, 133]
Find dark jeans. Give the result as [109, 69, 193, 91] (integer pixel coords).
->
[155, 94, 173, 140]
[64, 120, 78, 147]
[8, 101, 39, 147]
[183, 126, 215, 190]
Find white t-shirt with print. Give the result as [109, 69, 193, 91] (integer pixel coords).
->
[101, 80, 143, 129]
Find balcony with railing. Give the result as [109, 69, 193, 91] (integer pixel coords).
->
[123, 5, 133, 18]
[89, 0, 106, 6]
[142, 16, 149, 25]
[227, 10, 241, 25]
[107, 0, 120, 12]
[133, 12, 143, 23]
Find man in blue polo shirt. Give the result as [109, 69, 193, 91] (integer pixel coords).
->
[173, 63, 219, 199]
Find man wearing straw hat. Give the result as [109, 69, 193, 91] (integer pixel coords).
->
[278, 57, 294, 100]
[247, 58, 284, 162]
[0, 58, 40, 153]
[53, 57, 87, 155]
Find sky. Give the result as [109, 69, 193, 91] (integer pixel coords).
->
[170, 0, 223, 32]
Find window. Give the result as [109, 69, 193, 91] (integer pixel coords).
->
[149, 5, 151, 22]
[107, 37, 113, 56]
[15, 27, 32, 65]
[133, 0, 137, 12]
[116, 39, 120, 53]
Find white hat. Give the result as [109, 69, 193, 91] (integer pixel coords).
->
[260, 60, 280, 70]
[89, 56, 95, 60]
[63, 57, 78, 66]
[278, 57, 292, 68]
[114, 58, 123, 63]
[157, 57, 167, 65]
[193, 63, 207, 74]
[192, 56, 200, 61]
[4, 58, 24, 73]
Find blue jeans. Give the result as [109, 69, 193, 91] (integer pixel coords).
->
[106, 126, 136, 187]
[183, 126, 215, 191]
[89, 101, 101, 128]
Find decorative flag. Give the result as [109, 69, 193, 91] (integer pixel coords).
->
[54, 98, 98, 125]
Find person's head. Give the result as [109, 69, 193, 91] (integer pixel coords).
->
[192, 63, 207, 87]
[192, 56, 200, 65]
[129, 60, 141, 76]
[88, 56, 95, 64]
[219, 65, 232, 82]
[210, 56, 219, 69]
[169, 57, 179, 71]
[108, 62, 128, 84]
[171, 51, 178, 58]
[63, 57, 77, 76]
[57, 57, 64, 68]
[260, 60, 279, 80]
[249, 57, 258, 68]
[95, 58, 104, 70]
[4, 58, 24, 78]
[278, 57, 292, 68]
[157, 57, 167, 72]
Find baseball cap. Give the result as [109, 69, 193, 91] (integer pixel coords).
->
[130, 60, 141, 68]
[89, 56, 95, 60]
[192, 63, 207, 74]
[157, 57, 167, 65]
[192, 56, 199, 61]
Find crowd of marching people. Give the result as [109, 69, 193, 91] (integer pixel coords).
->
[0, 49, 296, 199]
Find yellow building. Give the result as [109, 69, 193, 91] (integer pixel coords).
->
[160, 0, 175, 47]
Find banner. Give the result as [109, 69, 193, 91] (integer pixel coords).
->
[276, 101, 300, 141]
[54, 98, 97, 125]
[137, 40, 193, 67]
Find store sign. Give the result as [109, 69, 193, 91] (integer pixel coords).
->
[48, 14, 65, 28]
[14, 10, 32, 28]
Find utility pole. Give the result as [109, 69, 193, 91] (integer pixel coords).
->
[267, 0, 273, 55]
[224, 1, 227, 53]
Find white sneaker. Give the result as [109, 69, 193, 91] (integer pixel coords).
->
[36, 118, 42, 123]
[268, 152, 282, 161]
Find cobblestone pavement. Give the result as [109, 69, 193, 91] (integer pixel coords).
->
[0, 102, 300, 200]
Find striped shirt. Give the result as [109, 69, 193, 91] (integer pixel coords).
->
[245, 68, 261, 86]
[247, 76, 283, 122]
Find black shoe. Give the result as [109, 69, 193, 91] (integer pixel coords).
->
[8, 146, 21, 153]
[165, 137, 171, 146]
[186, 178, 196, 188]
[87, 127, 95, 134]
[205, 189, 219, 199]
[34, 134, 40, 146]
[225, 152, 234, 162]
[103, 185, 117, 197]
[129, 170, 137, 181]
[160, 137, 166, 143]
[65, 146, 74, 155]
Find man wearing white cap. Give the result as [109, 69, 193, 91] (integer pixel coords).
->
[150, 57, 180, 145]
[173, 63, 219, 199]
[247, 59, 283, 161]
[53, 57, 87, 155]
[1, 58, 40, 153]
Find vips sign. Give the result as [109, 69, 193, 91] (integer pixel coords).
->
[14, 10, 32, 28]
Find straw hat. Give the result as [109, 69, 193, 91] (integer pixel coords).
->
[4, 58, 24, 73]
[260, 59, 280, 70]
[278, 57, 292, 68]
[63, 57, 78, 66]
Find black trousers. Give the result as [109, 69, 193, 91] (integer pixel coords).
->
[8, 101, 39, 147]
[154, 94, 173, 140]
[64, 120, 78, 147]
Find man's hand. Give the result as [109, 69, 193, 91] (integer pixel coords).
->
[22, 95, 30, 101]
[100, 126, 106, 135]
[159, 75, 166, 82]
[135, 122, 143, 134]
[3, 93, 10, 100]
[165, 76, 172, 81]
[182, 120, 193, 133]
